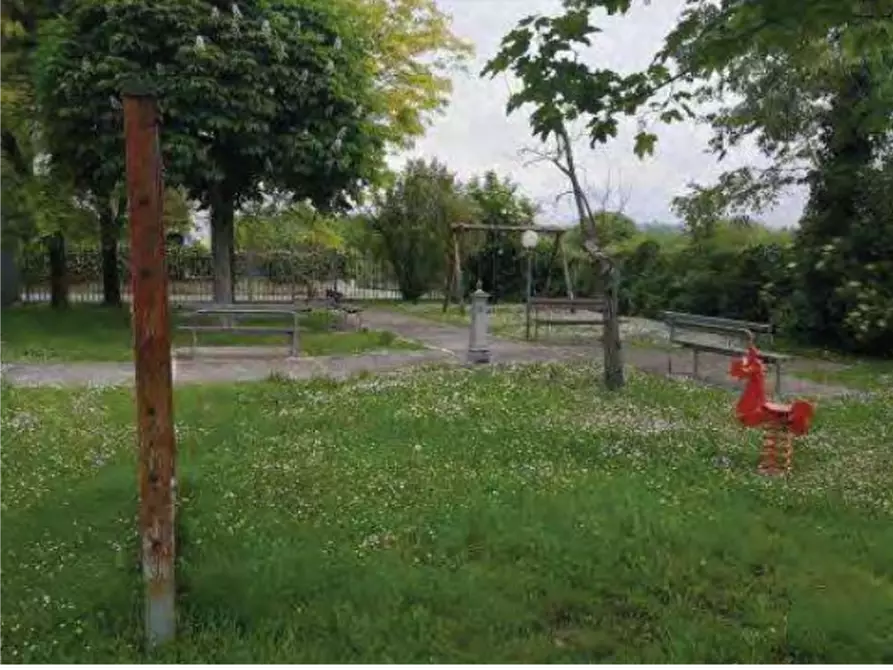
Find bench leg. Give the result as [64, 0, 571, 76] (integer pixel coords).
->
[667, 351, 672, 375]
[693, 349, 699, 378]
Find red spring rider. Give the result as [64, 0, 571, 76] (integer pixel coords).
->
[729, 341, 815, 475]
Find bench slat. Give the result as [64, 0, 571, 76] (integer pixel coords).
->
[193, 309, 301, 316]
[531, 298, 604, 308]
[674, 340, 789, 362]
[178, 326, 294, 334]
[535, 319, 604, 326]
[663, 310, 773, 334]
[670, 324, 753, 340]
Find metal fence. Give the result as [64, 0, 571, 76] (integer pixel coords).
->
[15, 247, 421, 304]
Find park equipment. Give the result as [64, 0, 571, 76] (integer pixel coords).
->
[179, 305, 304, 358]
[446, 222, 607, 340]
[729, 341, 815, 475]
[445, 222, 575, 311]
[664, 311, 789, 395]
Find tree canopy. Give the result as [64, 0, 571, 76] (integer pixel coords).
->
[35, 0, 387, 210]
[483, 0, 893, 158]
[35, 0, 390, 301]
[347, 0, 473, 147]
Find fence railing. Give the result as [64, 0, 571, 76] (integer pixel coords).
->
[16, 247, 420, 304]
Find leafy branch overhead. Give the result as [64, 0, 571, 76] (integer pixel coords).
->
[482, 0, 893, 158]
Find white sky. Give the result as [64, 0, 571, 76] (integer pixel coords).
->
[392, 0, 807, 228]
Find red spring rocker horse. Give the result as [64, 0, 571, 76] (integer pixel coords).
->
[729, 340, 815, 475]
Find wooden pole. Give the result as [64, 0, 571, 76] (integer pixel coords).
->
[453, 232, 464, 311]
[123, 88, 177, 648]
[442, 240, 454, 313]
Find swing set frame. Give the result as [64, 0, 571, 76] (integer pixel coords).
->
[442, 222, 576, 312]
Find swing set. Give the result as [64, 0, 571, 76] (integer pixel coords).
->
[443, 222, 607, 340]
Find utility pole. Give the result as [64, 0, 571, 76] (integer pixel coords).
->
[122, 85, 177, 647]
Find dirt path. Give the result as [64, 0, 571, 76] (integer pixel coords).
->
[0, 309, 860, 398]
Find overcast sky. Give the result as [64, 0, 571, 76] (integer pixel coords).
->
[393, 0, 807, 228]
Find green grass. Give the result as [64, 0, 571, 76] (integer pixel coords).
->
[0, 305, 421, 362]
[2, 365, 892, 663]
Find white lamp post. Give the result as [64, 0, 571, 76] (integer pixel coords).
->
[521, 229, 539, 340]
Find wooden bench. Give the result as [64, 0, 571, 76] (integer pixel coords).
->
[178, 305, 305, 358]
[527, 296, 605, 340]
[663, 310, 789, 394]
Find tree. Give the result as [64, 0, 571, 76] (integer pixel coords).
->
[1, 0, 65, 182]
[35, 0, 388, 305]
[163, 188, 196, 239]
[236, 200, 345, 253]
[347, 0, 473, 147]
[505, 115, 624, 387]
[484, 0, 893, 159]
[1, 0, 88, 308]
[371, 158, 471, 302]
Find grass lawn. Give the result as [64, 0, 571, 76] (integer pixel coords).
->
[0, 305, 421, 362]
[2, 364, 892, 663]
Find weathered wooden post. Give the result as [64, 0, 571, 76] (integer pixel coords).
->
[122, 85, 177, 647]
[467, 280, 491, 364]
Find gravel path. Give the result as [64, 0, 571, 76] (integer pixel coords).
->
[0, 309, 859, 399]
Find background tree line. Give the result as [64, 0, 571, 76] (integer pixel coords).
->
[1, 0, 472, 306]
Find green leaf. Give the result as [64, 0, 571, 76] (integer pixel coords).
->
[633, 131, 657, 158]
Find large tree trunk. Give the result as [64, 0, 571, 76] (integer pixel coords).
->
[46, 231, 69, 309]
[210, 189, 236, 305]
[99, 203, 122, 306]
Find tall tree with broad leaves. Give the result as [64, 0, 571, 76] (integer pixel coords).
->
[35, 0, 388, 305]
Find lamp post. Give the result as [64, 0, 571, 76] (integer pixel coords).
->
[521, 229, 539, 340]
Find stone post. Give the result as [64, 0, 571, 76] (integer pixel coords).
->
[467, 281, 491, 364]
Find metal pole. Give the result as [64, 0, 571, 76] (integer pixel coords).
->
[123, 87, 177, 648]
[525, 251, 533, 340]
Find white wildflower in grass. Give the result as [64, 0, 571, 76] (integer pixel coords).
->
[3, 359, 892, 662]
[231, 2, 241, 19]
[194, 34, 207, 52]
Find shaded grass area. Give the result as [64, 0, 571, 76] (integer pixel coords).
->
[2, 365, 892, 663]
[0, 305, 421, 362]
